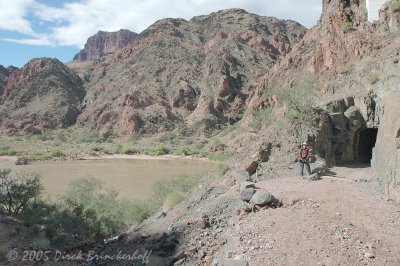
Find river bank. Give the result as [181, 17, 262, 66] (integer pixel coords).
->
[0, 153, 212, 164]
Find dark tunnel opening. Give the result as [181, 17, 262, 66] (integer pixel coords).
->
[357, 128, 378, 163]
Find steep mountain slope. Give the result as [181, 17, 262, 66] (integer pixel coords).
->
[71, 9, 306, 136]
[92, 3, 400, 264]
[73, 29, 138, 62]
[0, 58, 85, 134]
[230, 0, 400, 170]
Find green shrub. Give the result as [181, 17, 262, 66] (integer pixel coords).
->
[275, 76, 320, 129]
[91, 146, 104, 152]
[152, 174, 201, 206]
[51, 149, 65, 157]
[179, 146, 192, 156]
[216, 163, 230, 176]
[36, 131, 55, 141]
[341, 21, 353, 33]
[121, 146, 137, 155]
[0, 169, 43, 215]
[162, 191, 184, 211]
[159, 131, 177, 142]
[184, 138, 194, 145]
[123, 200, 151, 223]
[76, 129, 105, 143]
[56, 132, 68, 142]
[154, 144, 170, 155]
[0, 146, 20, 156]
[53, 177, 137, 243]
[10, 173, 152, 247]
[367, 72, 380, 85]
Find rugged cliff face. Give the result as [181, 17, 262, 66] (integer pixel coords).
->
[233, 0, 400, 199]
[73, 29, 138, 62]
[72, 9, 306, 136]
[0, 65, 8, 97]
[0, 58, 85, 134]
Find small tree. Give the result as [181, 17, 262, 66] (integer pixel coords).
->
[0, 169, 43, 215]
[275, 77, 320, 129]
[60, 177, 132, 243]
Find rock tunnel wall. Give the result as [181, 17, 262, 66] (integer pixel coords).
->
[372, 93, 400, 201]
[314, 94, 380, 165]
[313, 92, 400, 202]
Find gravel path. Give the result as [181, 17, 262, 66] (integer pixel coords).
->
[227, 165, 400, 265]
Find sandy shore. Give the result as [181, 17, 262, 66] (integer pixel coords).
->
[0, 154, 211, 163]
[0, 156, 17, 162]
[79, 153, 210, 161]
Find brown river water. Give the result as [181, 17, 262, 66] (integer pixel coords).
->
[0, 157, 215, 201]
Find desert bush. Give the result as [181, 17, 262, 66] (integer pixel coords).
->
[367, 72, 380, 85]
[179, 146, 192, 156]
[91, 146, 104, 152]
[122, 200, 151, 223]
[76, 129, 105, 143]
[159, 131, 177, 142]
[341, 21, 353, 33]
[0, 145, 19, 156]
[154, 144, 170, 155]
[17, 176, 151, 247]
[0, 169, 43, 215]
[18, 200, 57, 227]
[152, 174, 201, 207]
[216, 163, 230, 176]
[30, 153, 51, 161]
[36, 131, 55, 141]
[275, 77, 320, 129]
[51, 149, 65, 157]
[250, 108, 273, 130]
[162, 191, 184, 211]
[121, 145, 137, 155]
[50, 177, 146, 243]
[56, 132, 68, 142]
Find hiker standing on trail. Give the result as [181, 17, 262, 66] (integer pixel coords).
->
[298, 142, 312, 176]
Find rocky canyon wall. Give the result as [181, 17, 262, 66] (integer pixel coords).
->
[373, 93, 400, 201]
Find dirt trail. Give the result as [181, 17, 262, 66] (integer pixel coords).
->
[228, 165, 400, 265]
[82, 164, 400, 266]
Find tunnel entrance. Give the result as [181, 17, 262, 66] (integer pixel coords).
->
[357, 128, 378, 163]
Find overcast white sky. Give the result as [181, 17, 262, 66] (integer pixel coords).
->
[0, 0, 322, 66]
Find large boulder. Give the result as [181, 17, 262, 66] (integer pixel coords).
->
[308, 173, 321, 181]
[240, 188, 255, 202]
[231, 170, 251, 183]
[15, 157, 29, 165]
[245, 161, 258, 176]
[249, 189, 281, 208]
[239, 181, 256, 191]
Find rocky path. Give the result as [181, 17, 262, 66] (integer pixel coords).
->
[95, 164, 400, 266]
[226, 165, 400, 266]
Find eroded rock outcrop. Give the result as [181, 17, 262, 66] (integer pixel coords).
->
[0, 58, 85, 134]
[373, 93, 400, 201]
[72, 9, 306, 136]
[73, 29, 138, 62]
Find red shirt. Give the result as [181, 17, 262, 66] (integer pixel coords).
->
[298, 148, 310, 160]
